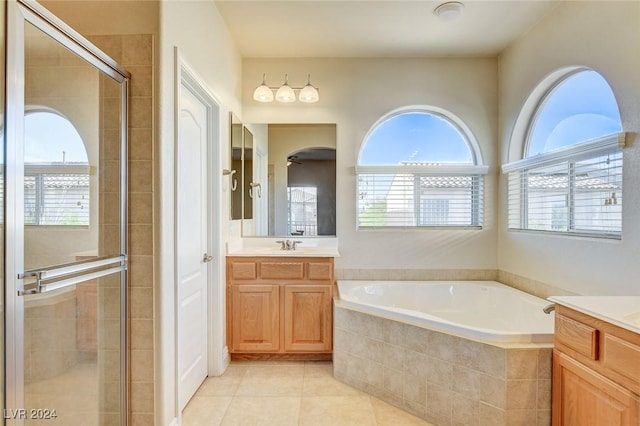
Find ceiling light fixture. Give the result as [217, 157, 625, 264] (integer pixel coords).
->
[253, 73, 320, 103]
[433, 1, 464, 21]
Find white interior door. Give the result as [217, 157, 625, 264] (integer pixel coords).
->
[177, 82, 209, 410]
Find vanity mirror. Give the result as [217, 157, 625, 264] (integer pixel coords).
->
[240, 123, 337, 238]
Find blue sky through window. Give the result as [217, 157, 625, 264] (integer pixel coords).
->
[527, 70, 622, 156]
[360, 112, 472, 165]
[25, 111, 88, 164]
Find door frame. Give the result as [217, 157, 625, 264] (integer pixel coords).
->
[174, 49, 225, 414]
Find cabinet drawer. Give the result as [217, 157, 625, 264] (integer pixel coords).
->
[556, 314, 599, 360]
[261, 261, 305, 279]
[308, 262, 333, 280]
[602, 334, 640, 387]
[230, 261, 257, 280]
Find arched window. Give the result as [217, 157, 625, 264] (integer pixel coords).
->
[503, 68, 624, 238]
[24, 110, 90, 226]
[356, 108, 487, 228]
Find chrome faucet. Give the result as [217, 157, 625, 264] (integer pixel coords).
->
[275, 239, 303, 251]
[543, 304, 555, 314]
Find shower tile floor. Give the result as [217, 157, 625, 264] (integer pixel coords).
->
[24, 361, 99, 426]
[182, 361, 434, 426]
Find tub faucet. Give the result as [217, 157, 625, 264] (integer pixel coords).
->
[543, 304, 555, 314]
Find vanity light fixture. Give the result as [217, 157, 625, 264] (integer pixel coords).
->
[433, 1, 464, 21]
[253, 73, 320, 103]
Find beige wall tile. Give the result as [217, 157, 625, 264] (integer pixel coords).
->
[477, 344, 505, 378]
[505, 409, 537, 426]
[122, 35, 153, 66]
[130, 287, 153, 319]
[129, 160, 153, 193]
[451, 365, 480, 400]
[130, 319, 153, 350]
[403, 324, 431, 353]
[131, 349, 153, 383]
[427, 357, 453, 389]
[506, 380, 537, 410]
[537, 379, 551, 410]
[382, 367, 404, 402]
[130, 413, 154, 426]
[382, 342, 405, 368]
[479, 374, 505, 409]
[129, 192, 153, 224]
[130, 97, 152, 129]
[90, 35, 123, 63]
[129, 224, 153, 256]
[383, 319, 405, 345]
[130, 382, 154, 413]
[128, 66, 153, 97]
[507, 349, 539, 379]
[129, 128, 153, 161]
[426, 384, 452, 426]
[129, 255, 153, 288]
[537, 349, 552, 380]
[537, 409, 552, 426]
[403, 371, 426, 405]
[479, 402, 505, 426]
[451, 392, 479, 426]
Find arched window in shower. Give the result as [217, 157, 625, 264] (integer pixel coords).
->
[24, 110, 90, 226]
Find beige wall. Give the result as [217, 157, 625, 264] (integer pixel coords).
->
[158, 1, 242, 424]
[497, 1, 640, 296]
[243, 57, 499, 270]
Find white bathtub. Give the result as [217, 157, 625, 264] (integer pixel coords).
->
[335, 280, 554, 344]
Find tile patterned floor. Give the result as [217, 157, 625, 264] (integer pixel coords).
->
[182, 361, 434, 426]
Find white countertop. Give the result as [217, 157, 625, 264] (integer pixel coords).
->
[226, 237, 340, 258]
[548, 296, 640, 335]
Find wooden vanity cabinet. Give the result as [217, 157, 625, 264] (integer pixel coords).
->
[226, 256, 334, 359]
[552, 305, 640, 426]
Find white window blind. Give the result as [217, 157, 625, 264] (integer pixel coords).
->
[24, 164, 90, 226]
[357, 165, 486, 228]
[503, 133, 624, 238]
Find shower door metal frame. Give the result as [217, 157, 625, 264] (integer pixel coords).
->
[5, 0, 131, 423]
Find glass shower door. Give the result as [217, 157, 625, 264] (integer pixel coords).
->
[6, 2, 129, 425]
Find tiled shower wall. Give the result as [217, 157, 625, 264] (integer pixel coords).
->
[91, 34, 154, 426]
[333, 306, 553, 426]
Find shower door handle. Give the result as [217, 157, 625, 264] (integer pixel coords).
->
[203, 254, 213, 263]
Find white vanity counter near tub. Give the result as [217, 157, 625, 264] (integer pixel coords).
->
[226, 237, 340, 257]
[548, 295, 640, 334]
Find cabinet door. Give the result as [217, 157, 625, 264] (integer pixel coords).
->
[552, 350, 639, 426]
[231, 285, 280, 352]
[283, 285, 332, 352]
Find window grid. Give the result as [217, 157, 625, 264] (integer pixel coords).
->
[507, 150, 622, 238]
[24, 171, 90, 226]
[358, 172, 483, 228]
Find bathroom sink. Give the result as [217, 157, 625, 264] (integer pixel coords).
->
[229, 246, 339, 257]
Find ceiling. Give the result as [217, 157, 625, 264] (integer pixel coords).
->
[215, 0, 560, 58]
